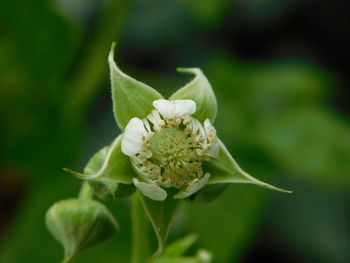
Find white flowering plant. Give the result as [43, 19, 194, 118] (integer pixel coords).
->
[46, 43, 291, 263]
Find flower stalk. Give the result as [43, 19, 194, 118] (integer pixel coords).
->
[131, 193, 150, 263]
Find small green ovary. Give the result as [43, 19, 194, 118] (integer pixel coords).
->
[148, 128, 205, 187]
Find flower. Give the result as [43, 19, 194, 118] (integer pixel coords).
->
[121, 99, 219, 200]
[64, 43, 291, 202]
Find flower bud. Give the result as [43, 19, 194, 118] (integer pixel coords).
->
[45, 199, 118, 261]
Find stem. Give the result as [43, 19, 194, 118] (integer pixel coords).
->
[64, 0, 130, 121]
[61, 254, 75, 263]
[79, 182, 94, 200]
[131, 193, 149, 263]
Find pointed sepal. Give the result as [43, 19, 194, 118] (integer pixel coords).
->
[109, 42, 163, 129]
[140, 191, 181, 257]
[170, 68, 217, 123]
[64, 135, 136, 199]
[204, 140, 292, 193]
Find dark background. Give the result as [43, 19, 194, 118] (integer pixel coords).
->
[1, 0, 350, 262]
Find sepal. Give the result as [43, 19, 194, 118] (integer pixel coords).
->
[140, 191, 180, 257]
[204, 140, 292, 193]
[64, 136, 136, 199]
[170, 68, 217, 123]
[109, 43, 163, 129]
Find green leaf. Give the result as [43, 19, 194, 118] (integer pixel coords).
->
[204, 140, 292, 193]
[170, 68, 217, 123]
[64, 135, 136, 198]
[154, 235, 212, 263]
[141, 192, 181, 256]
[45, 199, 118, 262]
[109, 42, 163, 129]
[163, 234, 198, 258]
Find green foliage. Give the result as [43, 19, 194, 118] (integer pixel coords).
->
[1, 0, 350, 262]
[154, 234, 212, 263]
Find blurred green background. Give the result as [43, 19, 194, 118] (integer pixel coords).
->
[1, 0, 350, 262]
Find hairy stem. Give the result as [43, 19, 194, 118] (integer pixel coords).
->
[79, 182, 94, 200]
[131, 193, 149, 263]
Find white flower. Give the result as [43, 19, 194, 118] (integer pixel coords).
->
[121, 99, 219, 200]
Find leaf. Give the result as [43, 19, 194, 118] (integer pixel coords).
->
[140, 192, 181, 256]
[64, 135, 136, 198]
[204, 140, 292, 193]
[163, 234, 198, 258]
[109, 42, 163, 129]
[170, 68, 217, 123]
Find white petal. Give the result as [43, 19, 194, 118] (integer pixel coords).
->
[153, 99, 196, 119]
[174, 173, 210, 199]
[133, 178, 167, 201]
[206, 138, 220, 158]
[146, 110, 164, 131]
[121, 118, 148, 156]
[204, 119, 216, 136]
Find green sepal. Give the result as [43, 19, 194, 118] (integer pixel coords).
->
[170, 68, 217, 123]
[204, 140, 292, 193]
[64, 135, 136, 199]
[109, 42, 163, 129]
[45, 199, 118, 262]
[140, 191, 181, 257]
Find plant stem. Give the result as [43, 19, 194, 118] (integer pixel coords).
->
[79, 182, 94, 200]
[131, 193, 149, 263]
[64, 0, 130, 121]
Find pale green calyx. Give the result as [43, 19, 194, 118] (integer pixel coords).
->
[121, 99, 219, 200]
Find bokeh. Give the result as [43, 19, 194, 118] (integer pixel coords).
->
[1, 0, 349, 262]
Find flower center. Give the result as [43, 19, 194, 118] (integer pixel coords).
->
[122, 100, 219, 190]
[147, 127, 205, 187]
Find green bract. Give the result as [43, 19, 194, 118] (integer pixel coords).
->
[65, 43, 290, 202]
